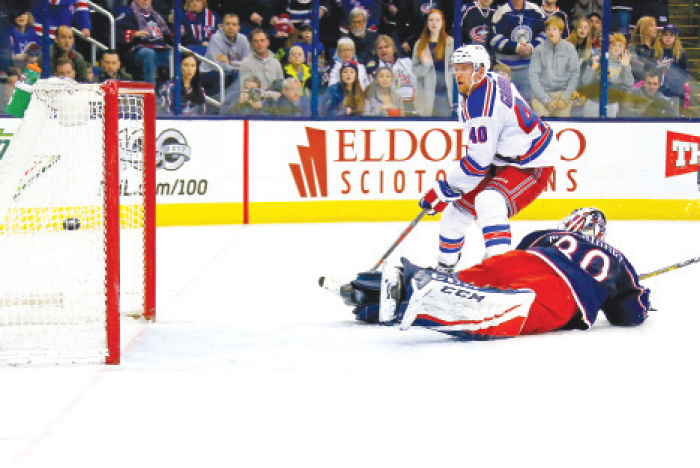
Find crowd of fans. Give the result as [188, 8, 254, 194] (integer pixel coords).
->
[0, 0, 691, 118]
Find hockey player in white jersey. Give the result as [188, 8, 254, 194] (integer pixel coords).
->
[419, 44, 558, 272]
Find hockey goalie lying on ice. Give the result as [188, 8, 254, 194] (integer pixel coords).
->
[327, 208, 651, 340]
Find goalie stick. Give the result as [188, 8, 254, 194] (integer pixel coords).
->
[318, 208, 428, 292]
[639, 255, 700, 280]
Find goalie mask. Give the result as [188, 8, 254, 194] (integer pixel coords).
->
[559, 207, 607, 240]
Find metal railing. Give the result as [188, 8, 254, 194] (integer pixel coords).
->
[72, 1, 116, 66]
[177, 45, 227, 108]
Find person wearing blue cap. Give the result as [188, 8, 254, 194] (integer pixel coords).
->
[653, 23, 689, 113]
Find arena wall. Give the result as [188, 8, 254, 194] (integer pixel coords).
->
[1, 118, 698, 225]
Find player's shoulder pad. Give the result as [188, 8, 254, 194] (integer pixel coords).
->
[463, 73, 499, 120]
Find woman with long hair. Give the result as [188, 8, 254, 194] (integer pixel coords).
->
[629, 16, 657, 81]
[9, 11, 40, 67]
[566, 17, 594, 112]
[323, 60, 365, 116]
[364, 66, 404, 116]
[566, 17, 593, 64]
[412, 8, 454, 117]
[653, 23, 689, 111]
[160, 51, 207, 115]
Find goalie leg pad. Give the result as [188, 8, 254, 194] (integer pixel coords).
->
[379, 261, 404, 323]
[399, 269, 535, 338]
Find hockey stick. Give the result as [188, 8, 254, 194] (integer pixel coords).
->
[639, 255, 700, 280]
[319, 208, 428, 291]
[368, 207, 429, 272]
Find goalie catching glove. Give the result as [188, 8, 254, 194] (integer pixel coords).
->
[419, 180, 462, 215]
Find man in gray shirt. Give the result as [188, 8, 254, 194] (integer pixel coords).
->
[238, 29, 283, 91]
[529, 16, 579, 117]
[201, 14, 251, 95]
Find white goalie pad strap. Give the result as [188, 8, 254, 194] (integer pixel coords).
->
[400, 270, 535, 337]
[379, 262, 402, 323]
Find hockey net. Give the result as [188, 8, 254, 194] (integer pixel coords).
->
[0, 78, 156, 364]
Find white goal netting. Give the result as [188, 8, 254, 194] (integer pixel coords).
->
[0, 78, 151, 364]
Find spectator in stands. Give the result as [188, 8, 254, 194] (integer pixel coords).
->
[572, 0, 602, 22]
[96, 49, 133, 82]
[377, 0, 417, 56]
[630, 16, 658, 81]
[220, 75, 267, 115]
[491, 0, 546, 105]
[322, 60, 365, 116]
[557, 0, 577, 16]
[9, 11, 40, 68]
[566, 17, 593, 65]
[283, 45, 312, 94]
[31, 0, 91, 40]
[295, 24, 325, 68]
[318, 0, 345, 62]
[328, 37, 370, 89]
[0, 1, 10, 77]
[238, 0, 287, 35]
[181, 0, 221, 48]
[54, 56, 76, 79]
[460, 0, 494, 54]
[268, 77, 310, 116]
[653, 23, 689, 112]
[342, 0, 381, 30]
[542, 0, 570, 38]
[411, 0, 454, 36]
[365, 35, 416, 113]
[342, 7, 379, 64]
[37, 25, 89, 82]
[580, 32, 634, 117]
[0, 67, 21, 114]
[412, 8, 454, 117]
[364, 66, 404, 116]
[529, 16, 579, 117]
[492, 62, 511, 80]
[159, 51, 207, 115]
[287, 0, 313, 27]
[201, 13, 251, 95]
[619, 67, 679, 117]
[566, 17, 593, 113]
[116, 0, 173, 88]
[586, 12, 603, 53]
[239, 29, 284, 90]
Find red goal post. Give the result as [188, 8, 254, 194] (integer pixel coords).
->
[0, 79, 156, 365]
[103, 81, 157, 364]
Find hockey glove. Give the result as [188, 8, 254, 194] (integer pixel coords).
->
[419, 180, 462, 215]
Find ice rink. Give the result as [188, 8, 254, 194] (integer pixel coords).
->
[1, 218, 699, 468]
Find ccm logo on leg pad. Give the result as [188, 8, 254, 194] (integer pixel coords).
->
[439, 285, 485, 301]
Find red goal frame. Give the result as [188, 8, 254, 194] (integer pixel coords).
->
[102, 81, 156, 365]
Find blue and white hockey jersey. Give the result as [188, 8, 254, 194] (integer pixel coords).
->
[460, 1, 494, 47]
[517, 229, 650, 328]
[447, 72, 558, 193]
[490, 1, 546, 68]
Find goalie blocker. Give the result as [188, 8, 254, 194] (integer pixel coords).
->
[328, 208, 651, 340]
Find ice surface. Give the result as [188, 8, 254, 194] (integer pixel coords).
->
[1, 219, 699, 467]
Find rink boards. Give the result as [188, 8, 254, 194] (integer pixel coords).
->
[1, 118, 698, 225]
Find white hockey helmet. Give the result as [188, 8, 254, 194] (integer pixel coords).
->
[451, 44, 491, 72]
[559, 207, 607, 240]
